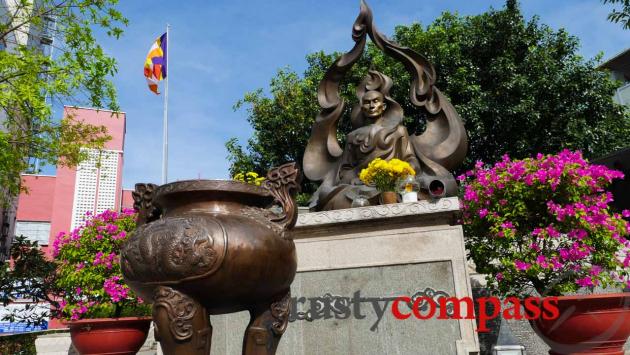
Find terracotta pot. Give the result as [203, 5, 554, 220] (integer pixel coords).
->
[530, 293, 630, 355]
[66, 316, 151, 355]
[381, 191, 398, 204]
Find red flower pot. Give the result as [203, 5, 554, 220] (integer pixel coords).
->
[530, 293, 630, 355]
[66, 317, 152, 355]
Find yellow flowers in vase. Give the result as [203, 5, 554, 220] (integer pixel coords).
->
[233, 171, 265, 186]
[359, 158, 415, 192]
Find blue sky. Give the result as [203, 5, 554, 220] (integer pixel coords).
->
[72, 0, 630, 189]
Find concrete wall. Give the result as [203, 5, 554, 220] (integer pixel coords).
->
[17, 175, 56, 222]
[615, 83, 630, 106]
[121, 189, 134, 210]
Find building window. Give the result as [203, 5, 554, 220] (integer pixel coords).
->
[14, 221, 51, 246]
[70, 148, 119, 230]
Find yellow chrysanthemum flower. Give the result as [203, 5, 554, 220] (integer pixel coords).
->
[233, 171, 266, 186]
[359, 158, 416, 192]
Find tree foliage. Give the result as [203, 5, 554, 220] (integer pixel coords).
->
[0, 0, 128, 205]
[603, 0, 630, 29]
[0, 235, 58, 326]
[227, 1, 630, 193]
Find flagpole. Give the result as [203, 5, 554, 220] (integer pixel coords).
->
[162, 24, 170, 184]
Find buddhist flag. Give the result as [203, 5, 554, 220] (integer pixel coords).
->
[143, 32, 167, 94]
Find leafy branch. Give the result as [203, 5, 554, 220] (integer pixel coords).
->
[603, 0, 630, 29]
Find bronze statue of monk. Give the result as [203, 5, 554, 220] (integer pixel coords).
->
[303, 0, 468, 211]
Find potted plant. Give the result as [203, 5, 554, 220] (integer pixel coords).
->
[52, 208, 152, 355]
[359, 158, 416, 204]
[460, 150, 630, 354]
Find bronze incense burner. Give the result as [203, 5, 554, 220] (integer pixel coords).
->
[121, 163, 300, 355]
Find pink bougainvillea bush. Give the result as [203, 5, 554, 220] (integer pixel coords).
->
[53, 209, 150, 320]
[460, 150, 630, 297]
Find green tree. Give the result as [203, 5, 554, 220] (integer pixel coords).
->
[0, 0, 128, 205]
[0, 235, 58, 326]
[227, 1, 629, 193]
[603, 0, 630, 29]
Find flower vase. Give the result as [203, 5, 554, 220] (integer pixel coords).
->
[402, 191, 418, 203]
[381, 191, 398, 204]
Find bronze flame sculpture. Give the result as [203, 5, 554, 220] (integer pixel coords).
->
[121, 163, 300, 355]
[304, 0, 468, 211]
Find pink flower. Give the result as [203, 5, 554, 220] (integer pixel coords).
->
[536, 255, 548, 268]
[576, 277, 596, 287]
[568, 229, 588, 240]
[93, 251, 104, 266]
[590, 265, 602, 276]
[103, 276, 129, 302]
[550, 257, 563, 270]
[463, 187, 479, 202]
[546, 225, 560, 238]
[559, 248, 570, 260]
[478, 209, 488, 218]
[112, 230, 127, 240]
[524, 174, 534, 186]
[514, 260, 530, 271]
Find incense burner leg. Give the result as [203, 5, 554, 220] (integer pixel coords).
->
[242, 291, 291, 355]
[152, 286, 212, 355]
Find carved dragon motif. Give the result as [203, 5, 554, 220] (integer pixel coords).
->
[153, 286, 198, 341]
[132, 183, 161, 226]
[261, 162, 302, 230]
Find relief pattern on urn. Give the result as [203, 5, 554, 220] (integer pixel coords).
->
[121, 216, 226, 284]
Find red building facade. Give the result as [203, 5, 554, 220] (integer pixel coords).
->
[15, 107, 134, 255]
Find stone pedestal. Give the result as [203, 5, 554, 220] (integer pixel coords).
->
[209, 197, 479, 355]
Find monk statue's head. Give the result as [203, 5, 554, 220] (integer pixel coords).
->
[360, 90, 387, 119]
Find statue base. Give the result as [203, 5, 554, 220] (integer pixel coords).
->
[209, 198, 480, 355]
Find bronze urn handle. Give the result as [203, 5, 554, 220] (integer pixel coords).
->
[132, 183, 162, 226]
[262, 162, 302, 230]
